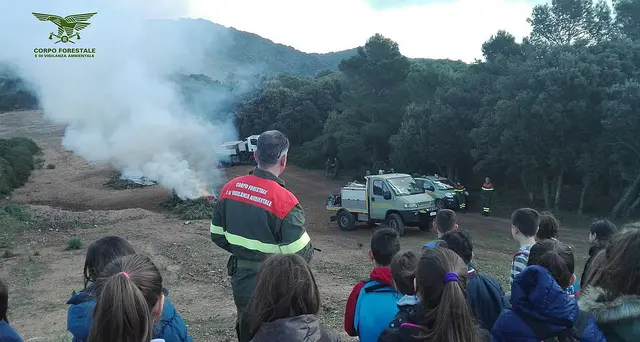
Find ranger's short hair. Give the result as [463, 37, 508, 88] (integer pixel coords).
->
[256, 130, 290, 167]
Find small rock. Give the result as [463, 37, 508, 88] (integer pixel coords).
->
[184, 221, 191, 225]
[94, 225, 98, 228]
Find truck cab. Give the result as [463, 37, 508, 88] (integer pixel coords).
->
[218, 135, 259, 167]
[326, 173, 438, 236]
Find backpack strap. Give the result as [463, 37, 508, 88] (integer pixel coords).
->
[514, 251, 529, 258]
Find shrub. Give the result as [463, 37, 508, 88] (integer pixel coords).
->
[0, 137, 40, 194]
[67, 238, 83, 250]
[2, 204, 31, 222]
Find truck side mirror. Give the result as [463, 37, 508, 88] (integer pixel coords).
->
[426, 186, 435, 192]
[383, 191, 392, 200]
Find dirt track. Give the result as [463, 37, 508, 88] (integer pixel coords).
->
[0, 110, 592, 342]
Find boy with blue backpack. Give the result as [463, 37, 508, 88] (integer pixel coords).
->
[344, 227, 401, 342]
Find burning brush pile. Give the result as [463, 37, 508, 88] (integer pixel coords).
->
[160, 186, 217, 220]
[105, 171, 157, 190]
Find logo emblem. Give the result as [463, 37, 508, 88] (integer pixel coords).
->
[32, 12, 97, 44]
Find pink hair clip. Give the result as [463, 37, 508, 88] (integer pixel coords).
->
[118, 271, 130, 279]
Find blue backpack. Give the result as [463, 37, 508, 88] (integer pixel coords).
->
[353, 280, 400, 342]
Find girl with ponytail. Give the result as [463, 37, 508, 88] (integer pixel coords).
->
[88, 254, 165, 342]
[378, 247, 488, 342]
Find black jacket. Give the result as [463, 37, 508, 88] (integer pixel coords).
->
[466, 266, 508, 331]
[581, 244, 605, 289]
[250, 315, 341, 342]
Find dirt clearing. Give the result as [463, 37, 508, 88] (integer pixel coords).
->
[0, 110, 592, 342]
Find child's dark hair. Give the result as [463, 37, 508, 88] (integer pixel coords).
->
[88, 254, 163, 342]
[440, 230, 473, 264]
[371, 227, 400, 266]
[511, 208, 540, 237]
[0, 279, 8, 322]
[527, 239, 574, 288]
[415, 247, 481, 342]
[590, 219, 617, 243]
[436, 209, 457, 233]
[84, 236, 136, 288]
[604, 228, 640, 296]
[390, 251, 418, 295]
[537, 211, 559, 240]
[247, 254, 320, 334]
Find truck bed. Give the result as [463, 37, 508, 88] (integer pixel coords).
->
[327, 183, 367, 213]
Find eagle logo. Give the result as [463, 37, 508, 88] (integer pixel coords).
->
[32, 12, 97, 44]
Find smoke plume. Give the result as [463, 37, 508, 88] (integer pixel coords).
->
[0, 0, 238, 199]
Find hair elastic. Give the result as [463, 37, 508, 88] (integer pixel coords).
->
[444, 272, 459, 283]
[118, 272, 130, 279]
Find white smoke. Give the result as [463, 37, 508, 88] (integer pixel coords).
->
[0, 0, 239, 199]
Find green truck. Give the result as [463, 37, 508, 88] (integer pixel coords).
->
[326, 173, 438, 236]
[414, 175, 460, 210]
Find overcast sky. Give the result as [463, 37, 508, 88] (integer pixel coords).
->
[188, 0, 547, 62]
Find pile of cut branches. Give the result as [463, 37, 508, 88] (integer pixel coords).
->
[161, 190, 216, 220]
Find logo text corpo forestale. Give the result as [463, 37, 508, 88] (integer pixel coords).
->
[32, 12, 97, 58]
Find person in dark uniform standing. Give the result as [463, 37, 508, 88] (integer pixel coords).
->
[455, 181, 467, 211]
[210, 130, 314, 342]
[482, 177, 494, 216]
[325, 158, 332, 178]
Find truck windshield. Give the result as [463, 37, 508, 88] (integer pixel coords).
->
[435, 179, 455, 190]
[387, 177, 424, 196]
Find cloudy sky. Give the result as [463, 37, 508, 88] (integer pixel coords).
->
[188, 0, 547, 62]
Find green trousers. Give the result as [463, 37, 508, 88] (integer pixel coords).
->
[230, 262, 259, 342]
[483, 191, 493, 214]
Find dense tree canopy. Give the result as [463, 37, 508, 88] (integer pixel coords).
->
[234, 0, 640, 219]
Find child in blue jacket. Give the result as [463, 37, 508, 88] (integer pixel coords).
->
[66, 236, 192, 342]
[492, 239, 606, 342]
[0, 279, 23, 342]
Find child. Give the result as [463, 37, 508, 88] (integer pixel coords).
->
[246, 254, 340, 342]
[440, 230, 506, 331]
[66, 236, 191, 342]
[344, 227, 401, 342]
[423, 209, 458, 249]
[492, 240, 605, 342]
[0, 279, 23, 342]
[88, 254, 166, 342]
[388, 251, 419, 328]
[580, 219, 617, 289]
[378, 248, 488, 342]
[536, 212, 580, 297]
[580, 228, 640, 342]
[536, 211, 559, 240]
[509, 208, 539, 290]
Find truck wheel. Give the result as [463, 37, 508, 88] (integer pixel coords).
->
[386, 213, 405, 236]
[337, 210, 357, 231]
[436, 199, 445, 210]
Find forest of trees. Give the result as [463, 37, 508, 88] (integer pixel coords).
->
[235, 0, 640, 219]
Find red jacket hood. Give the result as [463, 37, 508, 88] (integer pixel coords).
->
[369, 267, 393, 285]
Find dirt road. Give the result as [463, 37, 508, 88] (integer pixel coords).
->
[0, 110, 592, 342]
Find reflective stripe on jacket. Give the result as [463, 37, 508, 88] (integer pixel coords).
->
[210, 167, 313, 262]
